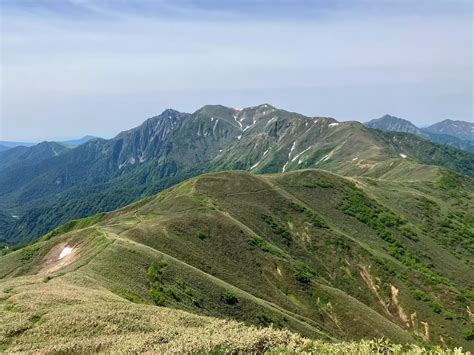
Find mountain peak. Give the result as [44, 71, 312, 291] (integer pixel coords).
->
[423, 119, 474, 141]
[365, 114, 420, 135]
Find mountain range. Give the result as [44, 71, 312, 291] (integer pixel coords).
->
[0, 104, 473, 352]
[1, 105, 473, 245]
[365, 115, 474, 152]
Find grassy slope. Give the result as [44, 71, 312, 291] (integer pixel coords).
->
[0, 169, 473, 352]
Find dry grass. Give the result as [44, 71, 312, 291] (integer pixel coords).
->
[0, 275, 469, 354]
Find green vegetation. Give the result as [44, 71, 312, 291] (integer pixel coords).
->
[147, 260, 168, 306]
[0, 169, 472, 352]
[261, 214, 292, 244]
[295, 264, 316, 285]
[222, 291, 239, 305]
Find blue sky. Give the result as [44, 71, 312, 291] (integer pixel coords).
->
[1, 0, 472, 141]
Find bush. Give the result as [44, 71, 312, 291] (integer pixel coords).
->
[196, 229, 208, 240]
[464, 327, 474, 341]
[148, 286, 165, 306]
[222, 291, 238, 305]
[295, 265, 316, 285]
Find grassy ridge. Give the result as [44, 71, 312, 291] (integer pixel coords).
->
[0, 169, 473, 352]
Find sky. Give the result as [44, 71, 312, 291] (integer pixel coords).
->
[0, 0, 473, 141]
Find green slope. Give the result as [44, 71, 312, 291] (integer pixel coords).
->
[1, 169, 472, 351]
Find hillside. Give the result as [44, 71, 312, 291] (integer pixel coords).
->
[1, 169, 472, 351]
[1, 105, 473, 245]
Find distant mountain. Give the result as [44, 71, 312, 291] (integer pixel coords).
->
[0, 104, 472, 245]
[364, 114, 422, 135]
[423, 119, 474, 141]
[0, 141, 70, 171]
[60, 135, 99, 146]
[0, 145, 10, 152]
[0, 141, 36, 148]
[365, 115, 474, 152]
[0, 135, 98, 150]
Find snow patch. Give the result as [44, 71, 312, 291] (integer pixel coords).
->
[211, 116, 214, 122]
[263, 149, 269, 156]
[329, 123, 340, 127]
[233, 114, 243, 130]
[58, 246, 73, 260]
[250, 161, 260, 170]
[400, 153, 407, 159]
[12, 215, 19, 219]
[282, 142, 297, 172]
[291, 146, 311, 162]
[237, 135, 242, 140]
[352, 157, 358, 161]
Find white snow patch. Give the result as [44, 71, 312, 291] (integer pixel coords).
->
[237, 135, 242, 140]
[305, 122, 309, 126]
[233, 114, 243, 129]
[288, 142, 296, 158]
[12, 215, 19, 219]
[58, 247, 73, 260]
[291, 146, 311, 162]
[263, 149, 269, 156]
[352, 157, 358, 161]
[211, 116, 214, 122]
[400, 153, 407, 159]
[319, 151, 334, 163]
[282, 142, 297, 172]
[139, 155, 146, 163]
[250, 161, 260, 170]
[329, 123, 340, 127]
[213, 119, 219, 131]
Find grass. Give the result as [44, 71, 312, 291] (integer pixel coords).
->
[0, 169, 472, 352]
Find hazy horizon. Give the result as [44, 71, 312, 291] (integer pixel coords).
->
[1, 0, 473, 141]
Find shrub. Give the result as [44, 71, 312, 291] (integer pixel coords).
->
[464, 327, 474, 341]
[20, 244, 41, 260]
[196, 229, 208, 240]
[222, 291, 238, 305]
[295, 265, 316, 285]
[148, 287, 165, 306]
[261, 215, 292, 244]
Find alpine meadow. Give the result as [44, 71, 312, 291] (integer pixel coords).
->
[1, 1, 473, 354]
